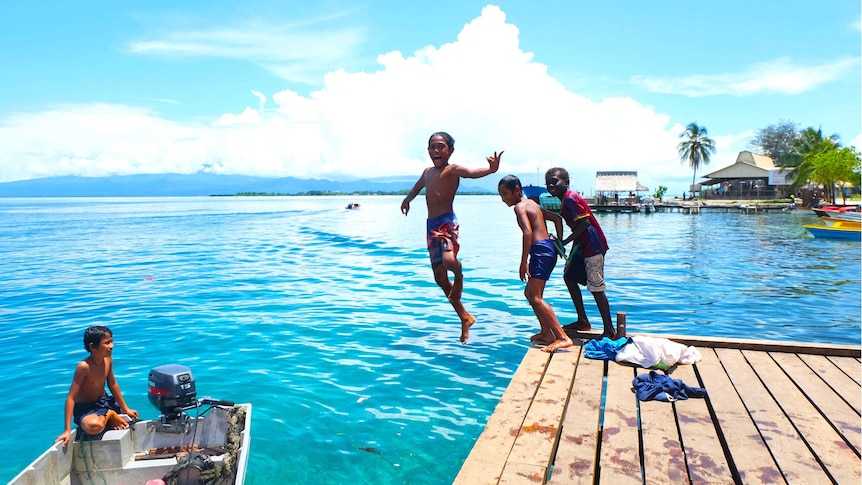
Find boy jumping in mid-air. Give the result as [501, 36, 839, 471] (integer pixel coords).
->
[401, 132, 502, 344]
[498, 175, 573, 352]
[55, 325, 138, 446]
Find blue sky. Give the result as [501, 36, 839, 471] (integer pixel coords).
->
[1, 1, 859, 196]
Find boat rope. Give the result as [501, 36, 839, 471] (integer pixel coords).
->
[75, 432, 107, 485]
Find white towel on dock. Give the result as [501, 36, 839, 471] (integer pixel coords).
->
[615, 336, 702, 370]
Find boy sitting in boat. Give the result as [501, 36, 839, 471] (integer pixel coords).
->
[55, 326, 138, 446]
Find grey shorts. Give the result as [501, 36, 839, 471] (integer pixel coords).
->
[583, 253, 606, 292]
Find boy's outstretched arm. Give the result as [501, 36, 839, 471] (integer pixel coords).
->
[55, 363, 85, 446]
[401, 172, 427, 215]
[565, 217, 590, 245]
[106, 364, 138, 419]
[453, 150, 504, 179]
[542, 209, 564, 239]
[514, 204, 532, 281]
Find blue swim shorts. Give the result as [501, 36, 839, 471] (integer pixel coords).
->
[73, 394, 120, 426]
[529, 238, 557, 281]
[426, 213, 459, 269]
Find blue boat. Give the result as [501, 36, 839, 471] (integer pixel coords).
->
[522, 185, 546, 199]
[803, 224, 861, 240]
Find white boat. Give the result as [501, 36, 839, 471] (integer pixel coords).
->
[815, 206, 862, 223]
[10, 365, 251, 485]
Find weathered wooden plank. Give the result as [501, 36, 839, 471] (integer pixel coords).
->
[744, 350, 861, 484]
[550, 351, 604, 483]
[453, 348, 552, 485]
[672, 363, 732, 483]
[798, 353, 862, 415]
[498, 462, 546, 484]
[770, 352, 861, 455]
[598, 362, 641, 484]
[501, 347, 580, 482]
[636, 367, 688, 484]
[826, 355, 862, 386]
[694, 348, 783, 483]
[715, 348, 831, 483]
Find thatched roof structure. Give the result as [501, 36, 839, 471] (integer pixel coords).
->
[594, 171, 648, 193]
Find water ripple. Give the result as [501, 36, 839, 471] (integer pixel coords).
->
[0, 197, 858, 485]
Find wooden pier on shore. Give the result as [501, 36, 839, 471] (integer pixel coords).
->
[655, 202, 791, 214]
[454, 327, 861, 484]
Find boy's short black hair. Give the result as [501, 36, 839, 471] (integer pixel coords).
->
[428, 132, 455, 149]
[83, 326, 112, 352]
[498, 174, 522, 190]
[546, 167, 570, 185]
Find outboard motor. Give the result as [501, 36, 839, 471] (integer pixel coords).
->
[148, 364, 197, 420]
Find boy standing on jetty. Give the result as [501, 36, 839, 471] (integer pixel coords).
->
[55, 326, 138, 446]
[401, 132, 503, 344]
[545, 167, 616, 339]
[498, 175, 573, 352]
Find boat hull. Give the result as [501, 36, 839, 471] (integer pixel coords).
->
[803, 224, 861, 240]
[815, 206, 862, 222]
[10, 403, 252, 485]
[820, 217, 861, 228]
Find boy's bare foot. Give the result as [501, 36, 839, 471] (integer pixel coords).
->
[530, 331, 555, 342]
[106, 410, 129, 430]
[448, 274, 464, 301]
[531, 338, 554, 347]
[460, 314, 476, 344]
[563, 320, 591, 332]
[541, 337, 574, 353]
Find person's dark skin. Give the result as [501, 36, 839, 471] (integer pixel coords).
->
[545, 170, 615, 338]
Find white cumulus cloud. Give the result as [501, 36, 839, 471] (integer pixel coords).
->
[631, 56, 860, 97]
[0, 5, 759, 195]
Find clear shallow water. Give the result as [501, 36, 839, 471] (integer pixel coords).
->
[0, 196, 858, 484]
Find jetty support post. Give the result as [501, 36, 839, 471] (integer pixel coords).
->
[616, 311, 626, 338]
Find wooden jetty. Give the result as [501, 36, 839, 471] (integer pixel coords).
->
[655, 202, 791, 214]
[454, 325, 861, 484]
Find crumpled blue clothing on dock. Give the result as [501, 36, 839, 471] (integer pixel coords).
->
[583, 336, 632, 360]
[632, 370, 707, 402]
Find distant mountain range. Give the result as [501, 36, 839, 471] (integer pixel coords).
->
[0, 173, 500, 197]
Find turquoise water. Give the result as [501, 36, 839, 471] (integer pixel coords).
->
[1, 196, 859, 484]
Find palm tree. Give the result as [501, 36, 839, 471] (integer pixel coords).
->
[677, 122, 717, 192]
[785, 127, 841, 193]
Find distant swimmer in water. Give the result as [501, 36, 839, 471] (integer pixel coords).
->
[400, 131, 502, 344]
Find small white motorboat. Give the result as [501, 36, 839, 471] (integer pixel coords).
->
[10, 364, 251, 485]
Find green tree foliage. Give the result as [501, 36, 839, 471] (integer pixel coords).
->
[653, 185, 668, 201]
[804, 146, 861, 203]
[677, 122, 716, 190]
[784, 127, 840, 169]
[748, 120, 799, 166]
[786, 127, 842, 191]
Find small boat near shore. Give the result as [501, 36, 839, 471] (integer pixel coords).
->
[820, 216, 861, 229]
[10, 365, 251, 485]
[804, 223, 861, 240]
[813, 205, 861, 222]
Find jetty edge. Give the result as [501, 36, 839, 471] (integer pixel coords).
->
[454, 316, 861, 484]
